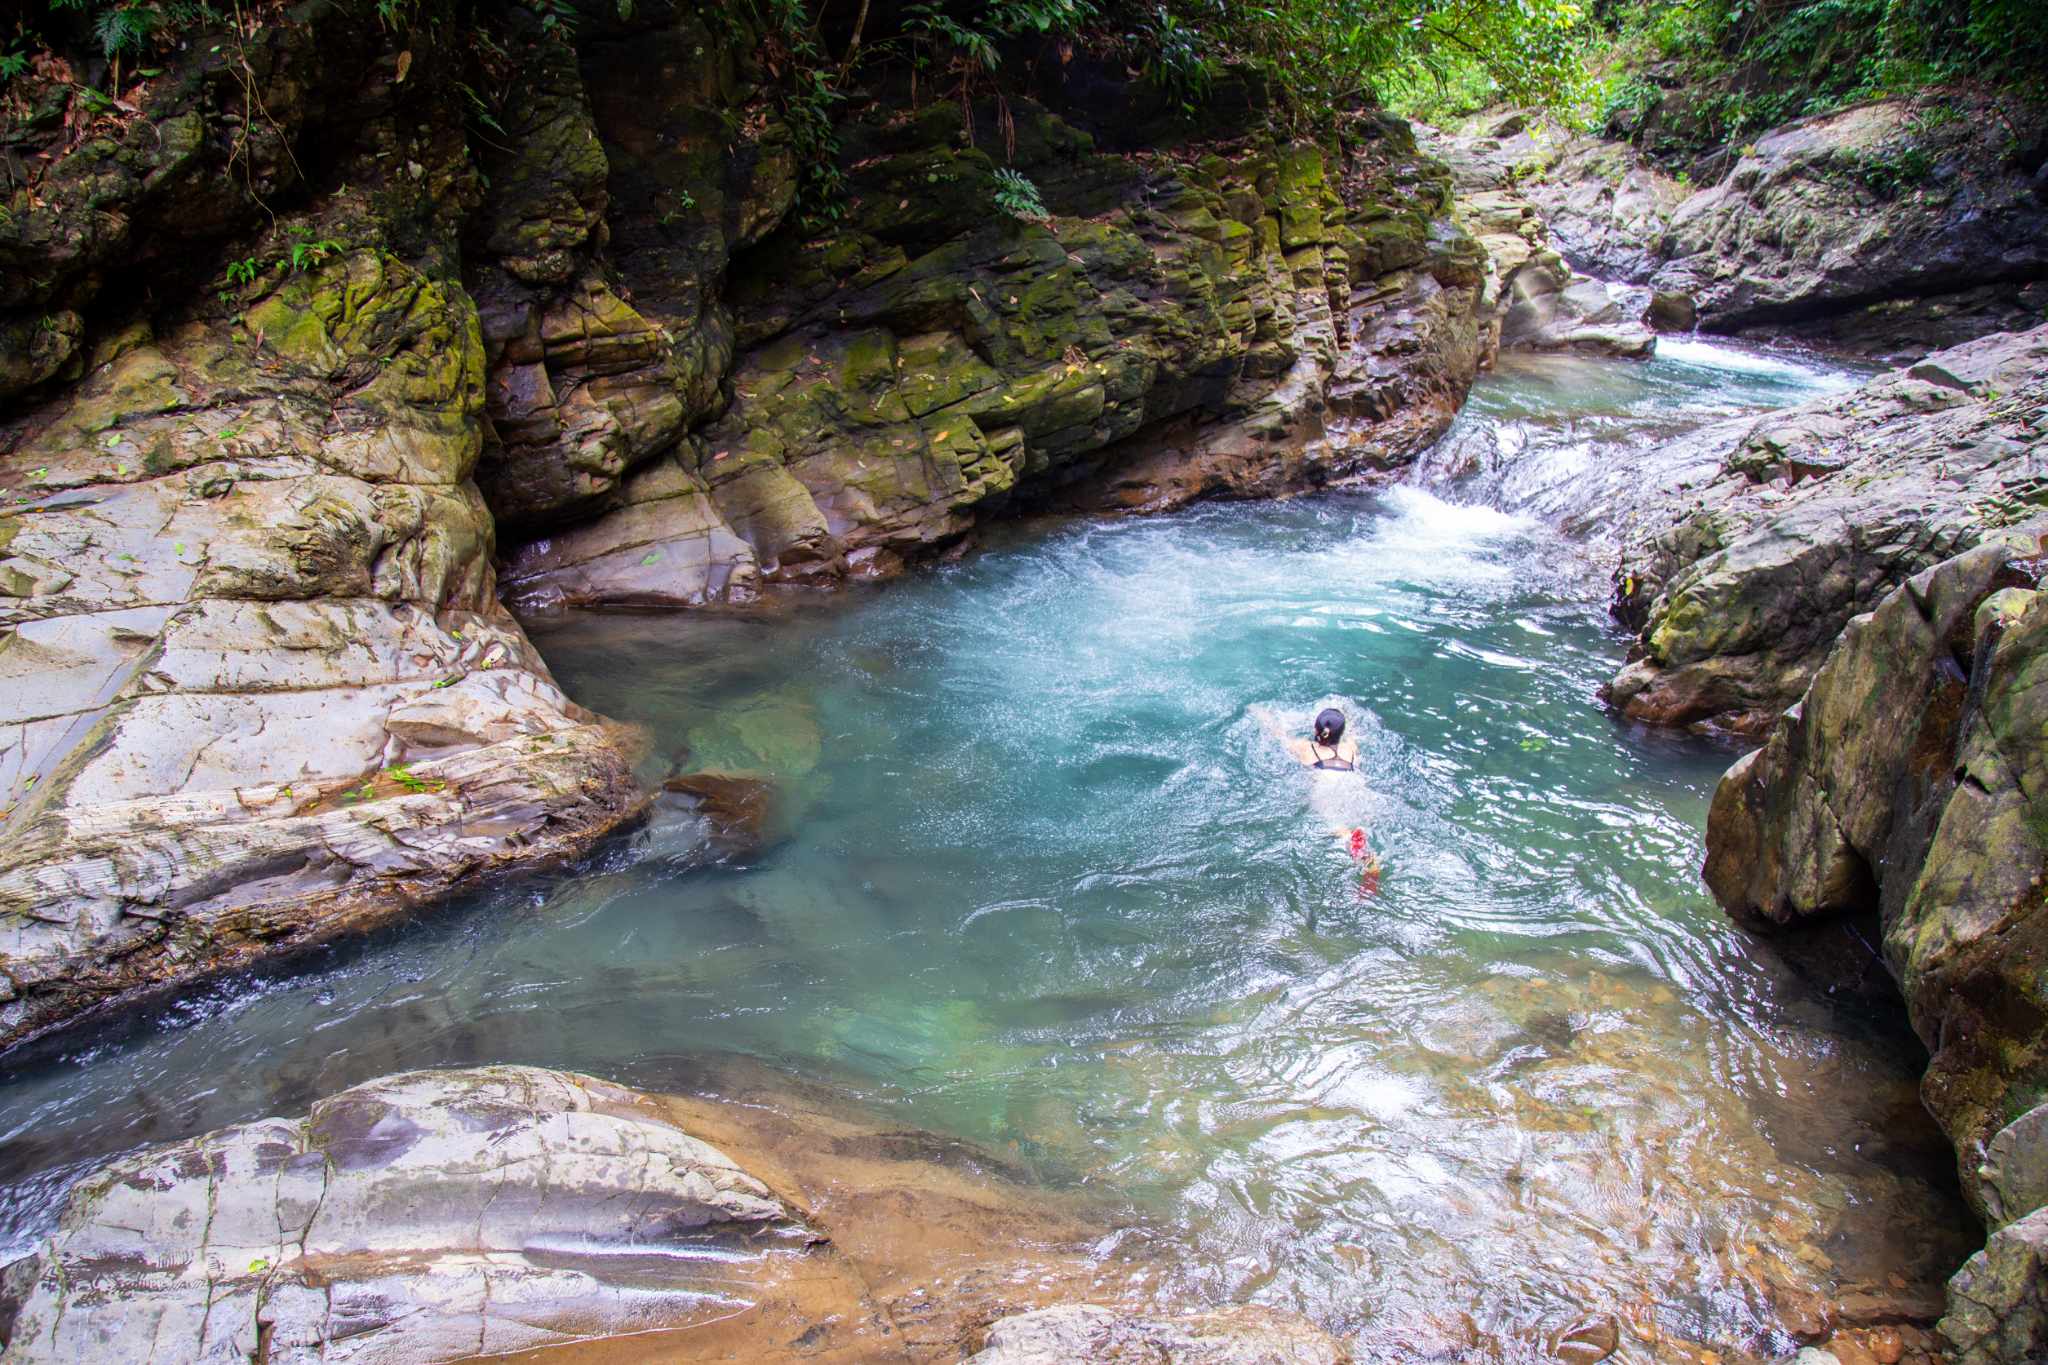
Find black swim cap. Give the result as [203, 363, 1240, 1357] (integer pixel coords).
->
[1314, 708, 1345, 745]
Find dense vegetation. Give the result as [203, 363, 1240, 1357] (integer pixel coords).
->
[0, 0, 1593, 133]
[2, 0, 2044, 201]
[1582, 0, 2048, 161]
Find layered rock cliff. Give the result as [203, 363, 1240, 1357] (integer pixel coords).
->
[1434, 92, 2048, 366]
[1702, 527, 2048, 1364]
[498, 95, 1492, 610]
[0, 5, 1490, 1048]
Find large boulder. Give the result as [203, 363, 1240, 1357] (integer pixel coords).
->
[1608, 324, 2048, 734]
[0, 255, 642, 1051]
[0, 17, 649, 1050]
[1700, 530, 2048, 1363]
[1651, 94, 2048, 364]
[0, 1055, 1199, 1364]
[0, 1067, 801, 1363]
[1423, 118, 1661, 359]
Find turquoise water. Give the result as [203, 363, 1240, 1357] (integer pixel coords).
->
[0, 341, 1966, 1359]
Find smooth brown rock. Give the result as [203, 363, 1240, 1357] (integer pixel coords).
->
[965, 1304, 1349, 1365]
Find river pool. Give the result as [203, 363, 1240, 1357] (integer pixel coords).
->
[0, 339, 1972, 1362]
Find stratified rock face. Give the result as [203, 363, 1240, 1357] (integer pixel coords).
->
[966, 1304, 1350, 1365]
[1699, 531, 2048, 1364]
[467, 12, 797, 536]
[1423, 116, 1661, 360]
[0, 16, 648, 1050]
[499, 110, 1493, 609]
[0, 260, 642, 1052]
[1651, 95, 2048, 363]
[0, 1067, 802, 1364]
[1609, 324, 2048, 734]
[1702, 540, 2048, 1295]
[1428, 111, 1689, 289]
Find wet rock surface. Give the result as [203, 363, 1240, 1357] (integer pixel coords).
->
[1608, 323, 2048, 733]
[0, 1067, 801, 1363]
[1426, 116, 1662, 359]
[1701, 529, 2048, 1363]
[0, 1058, 1170, 1364]
[965, 1304, 1348, 1364]
[1649, 95, 2048, 363]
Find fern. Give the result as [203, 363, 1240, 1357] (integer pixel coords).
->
[93, 2, 156, 59]
[991, 167, 1049, 224]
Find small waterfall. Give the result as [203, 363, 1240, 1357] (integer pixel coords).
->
[1405, 339, 1869, 531]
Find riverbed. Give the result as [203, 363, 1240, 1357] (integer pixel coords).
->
[0, 340, 1973, 1361]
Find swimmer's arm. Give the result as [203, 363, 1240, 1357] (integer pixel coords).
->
[1250, 705, 1296, 747]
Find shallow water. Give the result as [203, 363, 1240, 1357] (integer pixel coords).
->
[0, 340, 1967, 1360]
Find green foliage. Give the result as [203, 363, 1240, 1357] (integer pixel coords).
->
[384, 764, 445, 795]
[92, 2, 157, 58]
[1133, 6, 1212, 111]
[1154, 0, 1594, 131]
[223, 256, 261, 287]
[750, 0, 848, 228]
[1590, 0, 2048, 155]
[990, 167, 1049, 222]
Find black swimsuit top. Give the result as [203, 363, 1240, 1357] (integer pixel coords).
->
[1310, 742, 1355, 772]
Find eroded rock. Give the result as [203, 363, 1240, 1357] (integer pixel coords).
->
[0, 248, 641, 1051]
[1650, 95, 2048, 363]
[1699, 527, 2048, 1364]
[1608, 324, 2048, 733]
[1940, 1206, 2048, 1365]
[1425, 119, 1662, 360]
[0, 1055, 1192, 1364]
[0, 1067, 802, 1363]
[502, 109, 1492, 606]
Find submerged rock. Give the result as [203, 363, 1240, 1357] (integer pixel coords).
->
[1608, 323, 2048, 734]
[661, 769, 783, 856]
[966, 1304, 1349, 1365]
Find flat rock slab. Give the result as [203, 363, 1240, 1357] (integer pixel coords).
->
[0, 1055, 1179, 1364]
[0, 1067, 808, 1364]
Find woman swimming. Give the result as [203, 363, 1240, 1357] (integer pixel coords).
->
[1287, 707, 1360, 772]
[1252, 706, 1381, 886]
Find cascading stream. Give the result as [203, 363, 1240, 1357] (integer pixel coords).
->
[0, 339, 1966, 1360]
